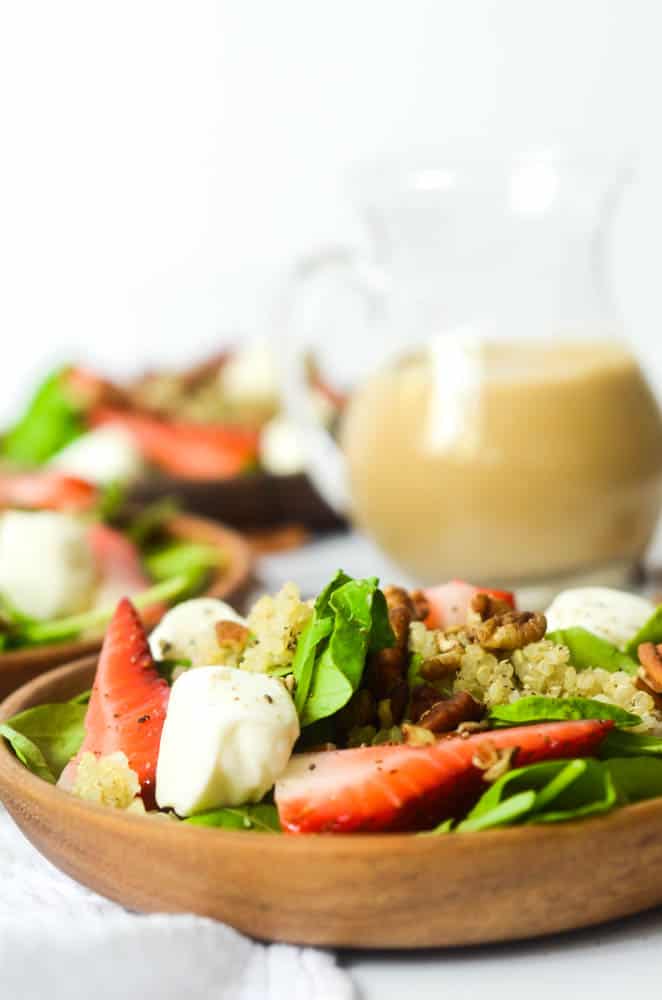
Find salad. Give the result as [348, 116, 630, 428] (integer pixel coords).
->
[1, 344, 342, 484]
[0, 493, 225, 654]
[5, 574, 662, 835]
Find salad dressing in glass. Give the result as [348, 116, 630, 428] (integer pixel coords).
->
[341, 339, 662, 585]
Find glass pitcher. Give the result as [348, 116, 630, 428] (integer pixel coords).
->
[282, 150, 662, 601]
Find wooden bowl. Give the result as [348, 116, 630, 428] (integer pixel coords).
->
[129, 471, 346, 533]
[0, 514, 253, 701]
[2, 660, 662, 948]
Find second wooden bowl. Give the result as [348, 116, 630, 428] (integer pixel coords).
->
[2, 658, 662, 948]
[0, 513, 253, 700]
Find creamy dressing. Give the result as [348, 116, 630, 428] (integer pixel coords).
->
[341, 339, 662, 585]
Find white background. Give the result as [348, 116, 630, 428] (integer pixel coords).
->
[0, 0, 661, 421]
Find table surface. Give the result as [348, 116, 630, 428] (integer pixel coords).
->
[259, 532, 662, 998]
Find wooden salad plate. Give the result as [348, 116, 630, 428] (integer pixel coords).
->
[130, 471, 346, 533]
[0, 515, 253, 701]
[2, 660, 662, 948]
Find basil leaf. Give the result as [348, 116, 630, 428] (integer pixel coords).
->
[2, 368, 84, 465]
[0, 702, 86, 781]
[185, 803, 281, 832]
[489, 696, 641, 728]
[292, 616, 333, 715]
[625, 607, 662, 657]
[546, 627, 637, 674]
[599, 729, 662, 759]
[606, 757, 662, 804]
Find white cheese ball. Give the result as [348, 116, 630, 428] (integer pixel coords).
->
[259, 416, 305, 475]
[0, 510, 96, 620]
[156, 665, 299, 815]
[48, 425, 145, 485]
[545, 587, 655, 650]
[149, 597, 247, 666]
[219, 340, 278, 407]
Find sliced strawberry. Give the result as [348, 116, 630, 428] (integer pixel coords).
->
[275, 720, 611, 833]
[91, 407, 260, 480]
[424, 580, 516, 629]
[0, 472, 98, 513]
[59, 598, 169, 807]
[87, 523, 163, 621]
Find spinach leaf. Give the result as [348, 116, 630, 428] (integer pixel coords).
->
[185, 803, 281, 832]
[293, 570, 395, 728]
[0, 725, 56, 783]
[145, 541, 223, 597]
[292, 616, 333, 714]
[625, 607, 662, 657]
[599, 729, 662, 759]
[454, 758, 617, 832]
[606, 757, 662, 805]
[456, 791, 537, 832]
[489, 696, 641, 728]
[0, 702, 86, 781]
[2, 368, 84, 465]
[300, 661, 354, 727]
[546, 626, 637, 674]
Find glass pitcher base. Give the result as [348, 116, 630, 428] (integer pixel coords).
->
[512, 559, 640, 611]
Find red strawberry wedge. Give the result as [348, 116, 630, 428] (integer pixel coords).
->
[424, 580, 516, 629]
[59, 598, 169, 808]
[0, 472, 98, 513]
[275, 720, 612, 833]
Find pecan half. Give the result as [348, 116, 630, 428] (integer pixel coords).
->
[215, 620, 251, 653]
[638, 642, 662, 694]
[365, 586, 423, 700]
[469, 609, 547, 651]
[418, 691, 484, 734]
[468, 592, 514, 624]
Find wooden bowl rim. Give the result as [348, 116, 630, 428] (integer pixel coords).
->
[0, 512, 253, 673]
[2, 656, 662, 857]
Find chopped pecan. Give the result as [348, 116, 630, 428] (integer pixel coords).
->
[638, 642, 662, 694]
[336, 688, 377, 732]
[365, 587, 418, 700]
[468, 592, 514, 623]
[409, 588, 431, 622]
[418, 691, 484, 734]
[469, 609, 547, 651]
[480, 746, 517, 783]
[215, 620, 251, 653]
[409, 683, 446, 723]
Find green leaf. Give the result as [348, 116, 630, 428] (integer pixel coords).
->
[185, 803, 281, 832]
[0, 725, 56, 783]
[606, 757, 662, 805]
[292, 615, 333, 715]
[0, 701, 86, 780]
[489, 696, 641, 728]
[144, 541, 223, 597]
[16, 574, 190, 645]
[464, 760, 572, 822]
[599, 729, 662, 759]
[457, 791, 538, 832]
[300, 660, 353, 727]
[532, 761, 617, 824]
[625, 606, 662, 657]
[292, 570, 395, 728]
[546, 626, 637, 674]
[2, 368, 84, 465]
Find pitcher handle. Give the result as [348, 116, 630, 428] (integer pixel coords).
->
[278, 245, 385, 515]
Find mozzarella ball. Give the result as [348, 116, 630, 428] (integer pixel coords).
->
[148, 597, 247, 666]
[219, 340, 279, 408]
[0, 510, 96, 619]
[156, 665, 299, 815]
[259, 416, 305, 475]
[48, 425, 145, 485]
[545, 587, 655, 650]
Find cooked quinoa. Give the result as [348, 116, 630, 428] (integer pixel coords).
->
[453, 638, 661, 734]
[240, 582, 312, 673]
[71, 751, 141, 809]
